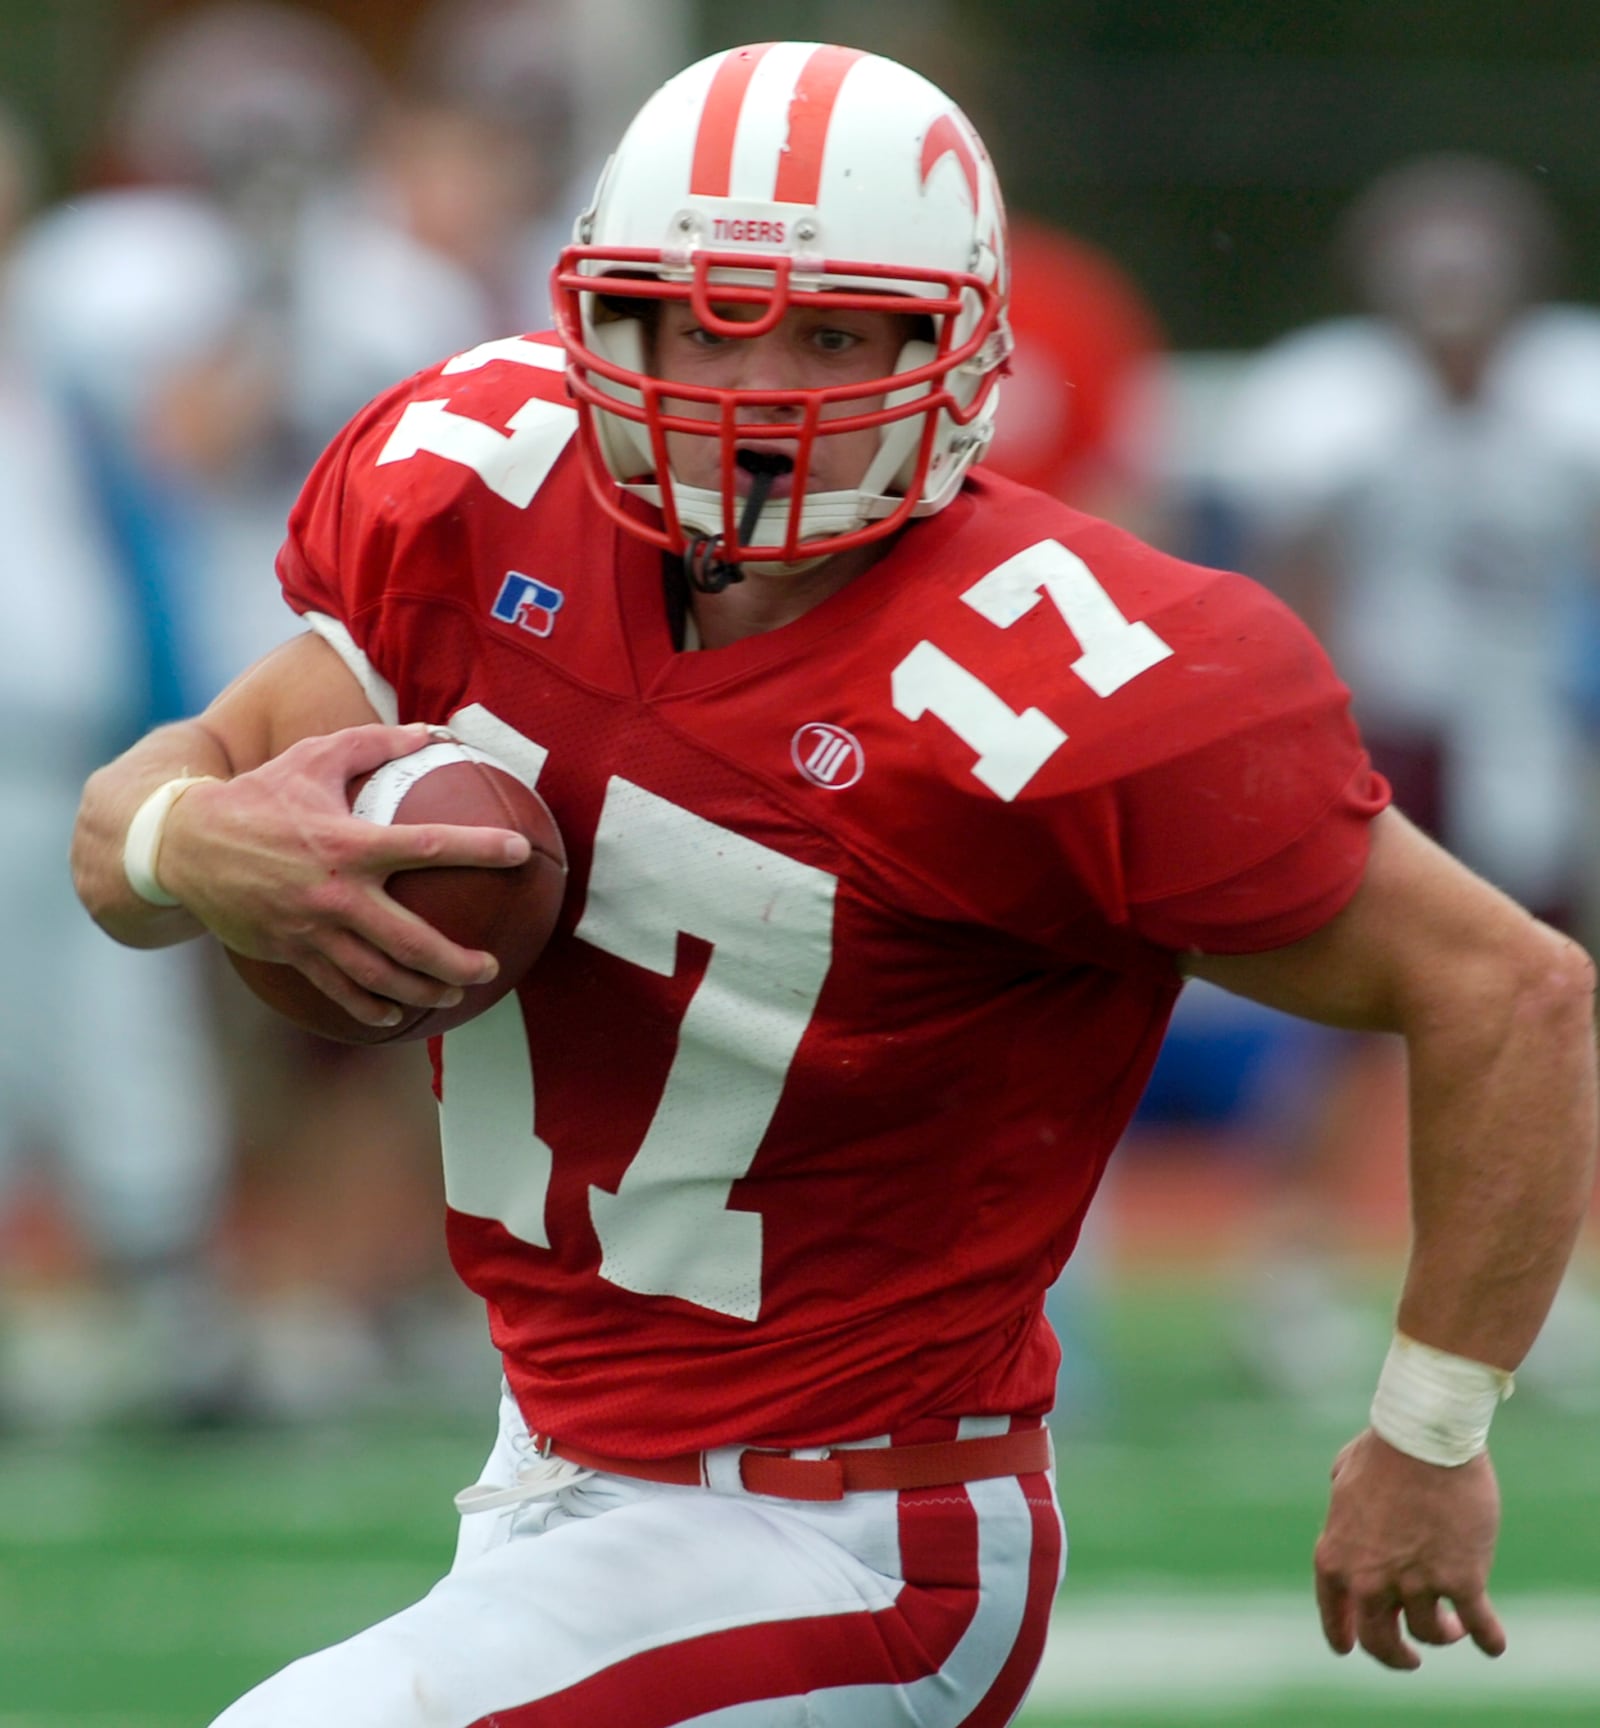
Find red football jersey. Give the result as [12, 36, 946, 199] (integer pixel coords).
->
[277, 334, 1388, 1455]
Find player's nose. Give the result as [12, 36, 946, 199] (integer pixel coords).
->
[730, 329, 807, 398]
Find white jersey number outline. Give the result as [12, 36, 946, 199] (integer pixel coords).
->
[374, 339, 575, 509]
[438, 707, 836, 1321]
[892, 538, 1174, 801]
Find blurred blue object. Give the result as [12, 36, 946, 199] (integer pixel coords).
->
[1131, 979, 1341, 1139]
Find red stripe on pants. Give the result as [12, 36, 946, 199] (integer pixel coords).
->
[957, 1467, 1062, 1724]
[470, 1479, 983, 1726]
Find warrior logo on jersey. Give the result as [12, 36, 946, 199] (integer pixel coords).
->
[492, 572, 565, 638]
[792, 723, 864, 789]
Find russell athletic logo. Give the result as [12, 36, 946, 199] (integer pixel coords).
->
[492, 571, 565, 637]
[792, 723, 864, 789]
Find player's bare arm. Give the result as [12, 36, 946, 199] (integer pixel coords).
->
[1183, 807, 1598, 1671]
[71, 630, 531, 1027]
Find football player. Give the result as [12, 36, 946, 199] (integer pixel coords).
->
[72, 42, 1596, 1725]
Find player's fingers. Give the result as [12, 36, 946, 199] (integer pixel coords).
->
[343, 721, 453, 771]
[322, 924, 489, 1003]
[1314, 1567, 1356, 1656]
[283, 722, 442, 790]
[1453, 1587, 1508, 1658]
[378, 821, 533, 874]
[292, 948, 415, 1030]
[358, 890, 503, 987]
[1359, 1624, 1421, 1671]
[1401, 1591, 1466, 1647]
[1354, 1595, 1421, 1671]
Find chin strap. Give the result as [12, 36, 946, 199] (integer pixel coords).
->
[683, 452, 791, 594]
[683, 533, 740, 595]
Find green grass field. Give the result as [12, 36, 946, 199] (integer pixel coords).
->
[2, 1277, 1595, 1726]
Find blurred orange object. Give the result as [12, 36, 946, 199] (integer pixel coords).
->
[984, 215, 1166, 518]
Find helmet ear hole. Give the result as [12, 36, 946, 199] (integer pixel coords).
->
[586, 312, 655, 480]
[875, 324, 1004, 508]
[864, 338, 939, 498]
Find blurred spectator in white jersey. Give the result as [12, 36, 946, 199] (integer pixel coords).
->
[1224, 154, 1600, 929]
[1210, 154, 1600, 1406]
[7, 2, 538, 1422]
[12, 1, 385, 702]
[0, 101, 233, 1430]
[404, 0, 692, 327]
[405, 0, 584, 328]
[45, 0, 585, 658]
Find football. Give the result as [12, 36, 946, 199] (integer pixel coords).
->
[226, 741, 566, 1045]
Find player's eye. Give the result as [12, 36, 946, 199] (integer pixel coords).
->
[810, 327, 860, 354]
[660, 312, 724, 347]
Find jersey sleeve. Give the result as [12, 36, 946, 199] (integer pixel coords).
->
[274, 373, 417, 655]
[271, 347, 573, 723]
[1118, 753, 1386, 953]
[1098, 567, 1389, 954]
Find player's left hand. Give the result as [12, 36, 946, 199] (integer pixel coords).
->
[1313, 1427, 1505, 1670]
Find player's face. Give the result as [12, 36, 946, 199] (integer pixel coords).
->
[648, 301, 917, 499]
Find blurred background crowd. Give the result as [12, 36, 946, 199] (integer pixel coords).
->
[1, 0, 1598, 1435]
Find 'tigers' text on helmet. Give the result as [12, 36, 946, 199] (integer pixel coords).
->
[712, 218, 789, 244]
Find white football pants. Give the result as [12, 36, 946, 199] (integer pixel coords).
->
[210, 1385, 1065, 1726]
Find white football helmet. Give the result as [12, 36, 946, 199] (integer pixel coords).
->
[552, 42, 1011, 587]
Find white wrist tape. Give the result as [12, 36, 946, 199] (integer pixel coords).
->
[1370, 1332, 1514, 1467]
[122, 775, 220, 907]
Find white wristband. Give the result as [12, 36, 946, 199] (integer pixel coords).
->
[1369, 1332, 1514, 1467]
[122, 775, 220, 907]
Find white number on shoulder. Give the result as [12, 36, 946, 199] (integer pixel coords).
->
[891, 643, 1067, 802]
[375, 350, 575, 508]
[966, 540, 1174, 696]
[892, 539, 1174, 801]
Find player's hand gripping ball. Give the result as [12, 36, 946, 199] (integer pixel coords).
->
[227, 741, 566, 1044]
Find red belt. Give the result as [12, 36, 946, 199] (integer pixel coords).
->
[537, 1426, 1051, 1503]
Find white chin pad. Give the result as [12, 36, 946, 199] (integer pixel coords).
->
[634, 478, 890, 552]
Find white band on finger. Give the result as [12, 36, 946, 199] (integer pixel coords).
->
[1370, 1332, 1514, 1468]
[122, 775, 221, 907]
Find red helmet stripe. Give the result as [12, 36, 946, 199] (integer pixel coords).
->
[772, 45, 866, 206]
[689, 42, 776, 196]
[920, 113, 980, 210]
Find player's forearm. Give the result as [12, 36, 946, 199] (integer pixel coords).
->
[71, 719, 235, 947]
[1396, 922, 1597, 1371]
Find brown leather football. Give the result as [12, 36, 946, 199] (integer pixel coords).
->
[226, 742, 566, 1044]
